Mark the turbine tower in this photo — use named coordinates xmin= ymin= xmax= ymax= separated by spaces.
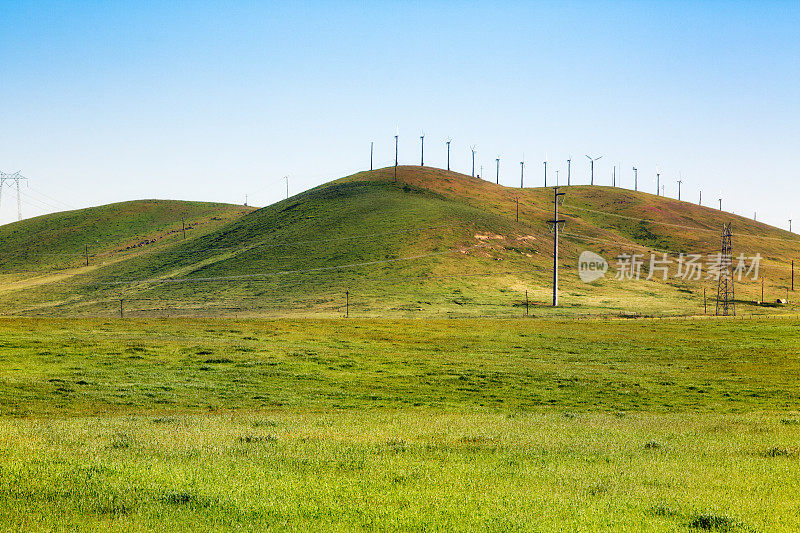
xmin=567 ymin=157 xmax=571 ymax=186
xmin=520 ymin=157 xmax=525 ymax=188
xmin=543 ymin=156 xmax=547 ymax=187
xmin=420 ymin=132 xmax=424 ymax=166
xmin=586 ymin=155 xmax=602 ymax=185
xmin=495 ymin=157 xmax=500 ymax=185
xmin=632 ymin=166 xmax=638 ymax=191
xmin=446 ymin=138 xmax=452 ymax=171
xmin=471 ymin=145 xmax=477 ymax=177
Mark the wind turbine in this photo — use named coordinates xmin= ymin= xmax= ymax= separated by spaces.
xmin=471 ymin=145 xmax=477 ymax=177
xmin=543 ymin=154 xmax=548 ymax=187
xmin=520 ymin=155 xmax=525 ymax=188
xmin=496 ymin=157 xmax=500 ymax=185
xmin=394 ymin=127 xmax=399 ymax=183
xmin=567 ymin=157 xmax=571 ymax=186
xmin=420 ymin=132 xmax=424 ymax=166
xmin=677 ymin=177 xmax=683 ymax=201
xmin=632 ymin=166 xmax=638 ymax=191
xmin=586 ymin=155 xmax=602 ymax=185
xmin=446 ymin=138 xmax=452 ymax=171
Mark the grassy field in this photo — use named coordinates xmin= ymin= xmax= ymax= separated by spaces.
xmin=1 ymin=167 xmax=798 ymax=318
xmin=1 ymin=317 xmax=799 ymax=531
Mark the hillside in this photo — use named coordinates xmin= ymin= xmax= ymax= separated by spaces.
xmin=0 ymin=167 xmax=797 ymax=318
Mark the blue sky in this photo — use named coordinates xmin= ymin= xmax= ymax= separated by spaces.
xmin=1 ymin=1 xmax=798 ymax=229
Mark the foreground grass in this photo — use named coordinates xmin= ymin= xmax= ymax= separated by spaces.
xmin=1 ymin=317 xmax=799 ymax=531
xmin=1 ymin=411 xmax=799 ymax=531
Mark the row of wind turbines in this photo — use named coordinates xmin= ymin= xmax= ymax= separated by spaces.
xmin=373 ymin=133 xmax=793 ymax=232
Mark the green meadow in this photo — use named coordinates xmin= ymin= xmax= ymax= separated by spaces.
xmin=0 ymin=317 xmax=799 ymax=531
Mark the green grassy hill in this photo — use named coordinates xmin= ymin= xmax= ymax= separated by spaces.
xmin=1 ymin=167 xmax=798 ymax=317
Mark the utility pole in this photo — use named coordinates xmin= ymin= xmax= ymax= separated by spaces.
xmin=792 ymin=260 xmax=794 ymax=292
xmin=471 ymin=146 xmax=476 ymax=177
xmin=525 ymin=290 xmax=529 ymax=316
xmin=632 ymin=166 xmax=637 ymax=191
xmin=548 ymin=187 xmax=566 ymax=307
xmin=704 ymin=288 xmax=707 ymax=315
xmin=567 ymin=158 xmax=571 ymax=186
xmin=120 ymin=299 xmax=124 ymax=318
xmin=346 ymin=290 xmax=349 ymax=318
xmin=586 ymin=155 xmax=602 ymax=185
xmin=370 ymin=141 xmax=373 ymax=170
xmin=677 ymin=179 xmax=682 ymax=201
xmin=85 ymin=244 xmax=89 ymax=267
xmin=496 ymin=157 xmax=500 ymax=185
xmin=715 ymin=223 xmax=735 ymax=316
xmin=394 ymin=133 xmax=398 ymax=183
xmin=182 ymin=218 xmax=186 ymax=239
xmin=515 ymin=197 xmax=519 ymax=221
xmin=520 ymin=160 xmax=525 ymax=188
xmin=420 ymin=134 xmax=424 ymax=166
xmin=446 ymin=139 xmax=451 ymax=171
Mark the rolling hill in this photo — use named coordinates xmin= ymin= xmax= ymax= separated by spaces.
xmin=0 ymin=167 xmax=797 ymax=318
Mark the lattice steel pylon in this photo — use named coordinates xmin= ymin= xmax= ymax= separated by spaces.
xmin=715 ymin=222 xmax=735 ymax=316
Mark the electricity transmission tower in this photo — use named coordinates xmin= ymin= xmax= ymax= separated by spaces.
xmin=547 ymin=187 xmax=566 ymax=307
xmin=0 ymin=171 xmax=28 ymax=221
xmin=715 ymin=223 xmax=735 ymax=316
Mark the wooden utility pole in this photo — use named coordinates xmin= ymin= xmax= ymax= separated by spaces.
xmin=762 ymin=277 xmax=764 ymax=303
xmin=515 ymin=197 xmax=519 ymax=222
xmin=85 ymin=245 xmax=89 ymax=267
xmin=525 ymin=290 xmax=529 ymax=316
xmin=120 ymin=299 xmax=124 ymax=318
xmin=548 ymin=187 xmax=566 ymax=307
xmin=792 ymin=260 xmax=794 ymax=292
xmin=704 ymin=288 xmax=707 ymax=315
xmin=182 ymin=219 xmax=186 ymax=239
xmin=345 ymin=290 xmax=349 ymax=318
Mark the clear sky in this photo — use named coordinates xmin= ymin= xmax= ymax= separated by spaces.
xmin=1 ymin=1 xmax=797 ymax=229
